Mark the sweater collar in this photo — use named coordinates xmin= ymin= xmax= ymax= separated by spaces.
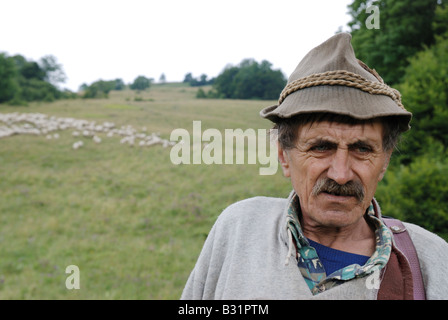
xmin=284 ymin=190 xmax=393 ymax=294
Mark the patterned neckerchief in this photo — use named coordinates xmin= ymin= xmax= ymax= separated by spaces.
xmin=285 ymin=191 xmax=393 ymax=295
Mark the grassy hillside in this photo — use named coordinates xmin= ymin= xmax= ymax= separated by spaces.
xmin=0 ymin=84 xmax=292 ymax=299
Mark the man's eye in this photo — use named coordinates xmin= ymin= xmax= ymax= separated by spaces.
xmin=353 ymin=145 xmax=373 ymax=153
xmin=357 ymin=147 xmax=371 ymax=153
xmin=311 ymin=144 xmax=330 ymax=152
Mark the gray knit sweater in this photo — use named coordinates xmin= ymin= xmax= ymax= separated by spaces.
xmin=181 ymin=195 xmax=448 ymax=300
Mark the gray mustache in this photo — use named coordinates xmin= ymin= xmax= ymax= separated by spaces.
xmin=312 ymin=178 xmax=365 ymax=202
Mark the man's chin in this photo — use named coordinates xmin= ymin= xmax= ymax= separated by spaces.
xmin=310 ymin=194 xmax=366 ymax=225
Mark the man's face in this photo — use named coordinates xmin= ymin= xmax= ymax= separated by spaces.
xmin=278 ymin=120 xmax=392 ymax=229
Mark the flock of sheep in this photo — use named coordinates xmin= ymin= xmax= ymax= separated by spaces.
xmin=0 ymin=112 xmax=175 ymax=150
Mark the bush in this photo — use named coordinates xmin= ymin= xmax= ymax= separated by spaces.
xmin=196 ymin=88 xmax=206 ymax=99
xmin=195 ymin=87 xmax=220 ymax=99
xmin=19 ymin=78 xmax=59 ymax=102
xmin=377 ymin=154 xmax=448 ymax=240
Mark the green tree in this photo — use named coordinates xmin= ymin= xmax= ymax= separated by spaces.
xmin=184 ymin=73 xmax=214 ymax=87
xmin=432 ymin=3 xmax=448 ymax=37
xmin=213 ymin=65 xmax=239 ymax=98
xmin=19 ymin=78 xmax=60 ymax=102
xmin=0 ymin=52 xmax=73 ymax=104
xmin=213 ymin=59 xmax=286 ymax=100
xmin=114 ymin=78 xmax=126 ymax=90
xmin=159 ymin=73 xmax=166 ymax=84
xmin=348 ymin=0 xmax=442 ymax=85
xmin=79 ymin=83 xmax=89 ymax=92
xmin=39 ymin=55 xmax=67 ymax=87
xmin=20 ymin=60 xmax=45 ymax=80
xmin=394 ymin=34 xmax=448 ymax=164
xmin=82 ymin=79 xmax=116 ymax=99
xmin=183 ymin=72 xmax=194 ymax=83
xmin=10 ymin=54 xmax=62 ymax=102
xmin=0 ymin=53 xmax=19 ymax=103
xmin=130 ymin=75 xmax=152 ymax=91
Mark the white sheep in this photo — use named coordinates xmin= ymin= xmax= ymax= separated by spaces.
xmin=82 ymin=130 xmax=92 ymax=137
xmin=0 ymin=112 xmax=173 ymax=151
xmin=72 ymin=141 xmax=84 ymax=150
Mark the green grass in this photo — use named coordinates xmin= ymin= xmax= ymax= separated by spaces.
xmin=0 ymin=84 xmax=292 ymax=299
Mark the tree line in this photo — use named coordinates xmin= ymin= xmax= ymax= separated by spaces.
xmin=190 ymin=59 xmax=286 ymax=100
xmin=183 ymin=73 xmax=215 ymax=87
xmin=79 ymin=75 xmax=154 ymax=99
xmin=0 ymin=51 xmax=158 ymax=103
xmin=0 ymin=51 xmax=285 ymax=104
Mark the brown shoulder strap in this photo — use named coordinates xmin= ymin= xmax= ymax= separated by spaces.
xmin=377 ymin=245 xmax=414 ymax=300
xmin=382 ymin=217 xmax=426 ymax=300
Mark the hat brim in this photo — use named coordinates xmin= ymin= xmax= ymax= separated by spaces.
xmin=260 ymin=85 xmax=412 ymax=132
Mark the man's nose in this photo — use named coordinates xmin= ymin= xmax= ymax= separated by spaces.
xmin=327 ymin=148 xmax=354 ymax=185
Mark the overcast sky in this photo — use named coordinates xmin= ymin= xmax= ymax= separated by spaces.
xmin=1 ymin=0 xmax=353 ymax=91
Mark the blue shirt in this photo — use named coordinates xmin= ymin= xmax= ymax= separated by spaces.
xmin=308 ymin=239 xmax=370 ymax=276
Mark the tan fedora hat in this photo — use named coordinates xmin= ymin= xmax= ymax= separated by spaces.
xmin=260 ymin=33 xmax=412 ymax=132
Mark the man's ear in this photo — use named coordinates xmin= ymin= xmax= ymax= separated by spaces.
xmin=278 ymin=143 xmax=291 ymax=177
xmin=378 ymin=151 xmax=392 ymax=181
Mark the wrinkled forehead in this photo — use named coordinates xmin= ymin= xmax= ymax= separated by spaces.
xmin=297 ymin=119 xmax=384 ymax=144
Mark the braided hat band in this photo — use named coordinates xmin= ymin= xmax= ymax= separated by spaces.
xmin=278 ymin=69 xmax=405 ymax=110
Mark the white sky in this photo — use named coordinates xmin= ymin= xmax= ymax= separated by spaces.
xmin=0 ymin=0 xmax=353 ymax=91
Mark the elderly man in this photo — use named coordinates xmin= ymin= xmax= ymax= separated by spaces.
xmin=181 ymin=33 xmax=448 ymax=300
